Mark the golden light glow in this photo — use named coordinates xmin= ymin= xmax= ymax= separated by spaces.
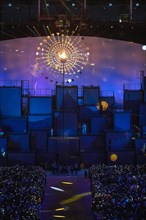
xmin=35 ymin=33 xmax=89 ymax=79
xmin=53 ymin=215 xmax=65 ymax=218
xmin=55 ymin=208 xmax=65 ymax=211
xmin=58 ymin=51 xmax=68 ymax=63
xmin=97 ymin=101 xmax=108 ymax=111
xmin=61 ymin=182 xmax=73 ymax=185
xmin=60 ymin=192 xmax=91 ymax=205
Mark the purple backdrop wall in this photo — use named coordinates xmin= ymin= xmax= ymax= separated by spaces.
xmin=0 ymin=36 xmax=144 ymax=103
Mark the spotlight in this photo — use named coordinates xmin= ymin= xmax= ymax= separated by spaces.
xmin=61 ymin=182 xmax=73 ymax=185
xmin=50 ymin=186 xmax=64 ymax=192
xmin=142 ymin=45 xmax=146 ymax=51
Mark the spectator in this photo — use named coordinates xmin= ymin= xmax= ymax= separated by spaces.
xmin=0 ymin=165 xmax=46 ymax=220
xmin=89 ymin=164 xmax=146 ymax=220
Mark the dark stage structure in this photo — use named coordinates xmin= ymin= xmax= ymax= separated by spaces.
xmin=0 ymin=78 xmax=146 ymax=167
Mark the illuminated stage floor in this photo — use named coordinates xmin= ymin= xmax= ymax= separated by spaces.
xmin=40 ymin=172 xmax=95 ymax=220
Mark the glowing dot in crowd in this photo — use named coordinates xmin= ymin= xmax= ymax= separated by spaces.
xmin=35 ymin=33 xmax=89 ymax=80
xmin=110 ymin=154 xmax=118 ymax=162
xmin=60 ymin=192 xmax=91 ymax=205
xmin=80 ymin=163 xmax=85 ymax=169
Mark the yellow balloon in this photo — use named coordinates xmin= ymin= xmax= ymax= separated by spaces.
xmin=110 ymin=154 xmax=118 ymax=162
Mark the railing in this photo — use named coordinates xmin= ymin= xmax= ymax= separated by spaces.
xmin=29 ymin=88 xmax=53 ymax=96
xmin=0 ymin=80 xmax=22 ymax=87
xmin=0 ymin=81 xmax=127 ymax=106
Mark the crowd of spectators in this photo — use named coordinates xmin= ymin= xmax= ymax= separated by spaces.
xmin=89 ymin=164 xmax=146 ymax=220
xmin=40 ymin=161 xmax=79 ymax=175
xmin=50 ymin=161 xmax=79 ymax=175
xmin=0 ymin=165 xmax=46 ymax=220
